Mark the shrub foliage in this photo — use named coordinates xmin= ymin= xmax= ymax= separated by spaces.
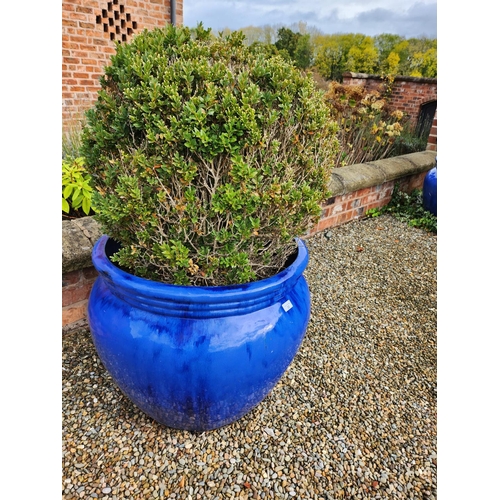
xmin=62 ymin=156 xmax=94 ymax=217
xmin=366 ymin=185 xmax=437 ymax=233
xmin=324 ymin=81 xmax=408 ymax=167
xmin=81 ymin=25 xmax=338 ymax=286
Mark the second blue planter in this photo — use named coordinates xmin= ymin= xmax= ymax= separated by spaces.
xmin=423 ymin=157 xmax=437 ymax=216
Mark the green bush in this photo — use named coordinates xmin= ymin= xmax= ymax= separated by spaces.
xmin=390 ymin=123 xmax=428 ymax=156
xmin=324 ymin=81 xmax=406 ymax=167
xmin=62 ymin=122 xmax=83 ymax=160
xmin=81 ymin=24 xmax=339 ymax=286
xmin=366 ymin=185 xmax=437 ymax=233
xmin=62 ymin=156 xmax=94 ymax=216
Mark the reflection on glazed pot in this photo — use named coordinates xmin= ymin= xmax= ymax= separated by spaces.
xmin=423 ymin=157 xmax=437 ymax=216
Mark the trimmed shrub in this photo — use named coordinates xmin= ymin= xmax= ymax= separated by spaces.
xmin=81 ymin=25 xmax=339 ymax=286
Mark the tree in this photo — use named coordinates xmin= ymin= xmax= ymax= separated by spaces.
xmin=261 ymin=24 xmax=276 ymax=45
xmin=275 ymin=27 xmax=300 ymax=60
xmin=222 ymin=24 xmax=437 ymax=79
xmin=313 ymin=35 xmax=352 ymax=81
xmin=374 ymin=33 xmax=405 ymax=74
xmin=398 ymin=38 xmax=436 ymax=76
xmin=294 ymin=33 xmax=312 ymax=69
xmin=345 ymin=36 xmax=378 ymax=73
xmin=313 ymin=34 xmax=377 ymax=80
xmin=274 ymin=27 xmax=313 ymax=69
xmin=385 ymin=51 xmax=400 ymax=75
xmin=409 ymin=47 xmax=437 ymax=78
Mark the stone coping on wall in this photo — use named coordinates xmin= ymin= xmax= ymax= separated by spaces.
xmin=62 ymin=216 xmax=103 ymax=274
xmin=342 ymin=71 xmax=437 ymax=84
xmin=327 ymin=150 xmax=436 ymax=196
xmin=62 ymin=150 xmax=436 ymax=274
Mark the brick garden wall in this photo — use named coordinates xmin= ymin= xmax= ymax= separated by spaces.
xmin=342 ymin=72 xmax=437 ymax=151
xmin=62 ymin=0 xmax=183 ymax=131
xmin=308 ymin=172 xmax=427 ymax=234
xmin=342 ymin=72 xmax=437 ymax=126
xmin=62 ymin=267 xmax=99 ymax=328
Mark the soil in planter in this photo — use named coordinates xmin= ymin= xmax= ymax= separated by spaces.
xmin=62 ymin=207 xmax=96 ymax=221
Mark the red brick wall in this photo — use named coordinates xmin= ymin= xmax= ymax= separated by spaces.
xmin=62 ymin=0 xmax=183 ymax=130
xmin=308 ymin=171 xmax=427 ymax=236
xmin=342 ymin=72 xmax=437 ymax=126
xmin=62 ymin=267 xmax=98 ymax=328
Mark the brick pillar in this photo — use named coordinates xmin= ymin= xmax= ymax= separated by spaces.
xmin=426 ymin=110 xmax=437 ymax=152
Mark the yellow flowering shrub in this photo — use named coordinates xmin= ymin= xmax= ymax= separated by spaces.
xmin=324 ymin=81 xmax=407 ymax=167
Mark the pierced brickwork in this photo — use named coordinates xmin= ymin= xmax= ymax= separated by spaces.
xmin=96 ymin=1 xmax=138 ymax=43
xmin=62 ymin=0 xmax=184 ymax=131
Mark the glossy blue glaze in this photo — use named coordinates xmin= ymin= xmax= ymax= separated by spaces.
xmin=423 ymin=158 xmax=437 ymax=216
xmin=87 ymin=236 xmax=311 ymax=431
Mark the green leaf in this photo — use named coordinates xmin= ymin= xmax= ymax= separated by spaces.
xmin=63 ymin=185 xmax=73 ymax=199
xmin=62 ymin=198 xmax=70 ymax=213
xmin=82 ymin=197 xmax=91 ymax=215
xmin=72 ymin=195 xmax=83 ymax=207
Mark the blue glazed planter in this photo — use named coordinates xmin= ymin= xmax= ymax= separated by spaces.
xmin=87 ymin=235 xmax=311 ymax=431
xmin=423 ymin=158 xmax=437 ymax=216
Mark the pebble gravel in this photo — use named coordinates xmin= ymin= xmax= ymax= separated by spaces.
xmin=62 ymin=214 xmax=437 ymax=500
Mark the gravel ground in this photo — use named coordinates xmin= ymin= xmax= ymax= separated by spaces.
xmin=62 ymin=215 xmax=437 ymax=500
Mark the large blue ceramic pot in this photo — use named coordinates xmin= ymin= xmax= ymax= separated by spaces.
xmin=87 ymin=235 xmax=311 ymax=431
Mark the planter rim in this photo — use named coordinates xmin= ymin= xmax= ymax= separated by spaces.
xmin=92 ymin=235 xmax=309 ymax=318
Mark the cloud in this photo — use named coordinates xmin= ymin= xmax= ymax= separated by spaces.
xmin=183 ymin=1 xmax=437 ymax=39
xmin=351 ymin=2 xmax=437 ymax=37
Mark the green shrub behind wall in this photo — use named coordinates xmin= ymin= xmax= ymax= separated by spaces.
xmin=81 ymin=25 xmax=339 ymax=286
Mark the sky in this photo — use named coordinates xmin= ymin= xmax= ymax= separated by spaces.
xmin=183 ymin=0 xmax=437 ymax=39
